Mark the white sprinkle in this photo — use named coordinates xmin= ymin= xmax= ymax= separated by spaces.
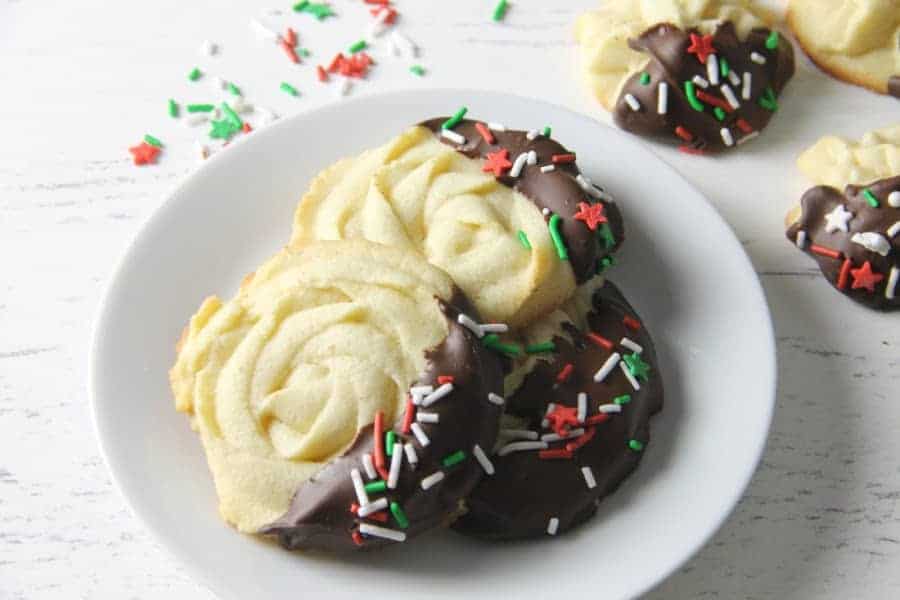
xmin=510 ymin=152 xmax=529 ymax=177
xmin=527 ymin=150 xmax=538 ymax=165
xmin=624 ymin=93 xmax=641 ymax=112
xmin=184 ymin=114 xmax=209 ymax=127
xmin=576 ymin=173 xmax=613 ymax=202
xmin=440 ymin=129 xmax=466 ymax=145
xmin=350 ymin=469 xmax=369 ymax=506
xmin=737 ymin=131 xmax=759 ymax=145
xmin=422 ymin=382 xmax=453 ymax=406
xmin=404 ymin=442 xmax=419 ymax=466
xmin=795 ymin=230 xmax=807 ymax=249
xmin=480 ymin=323 xmax=509 ymax=334
xmin=541 ymin=418 xmax=549 ymax=428
xmin=887 ymin=221 xmax=900 ymax=238
xmin=250 ymin=18 xmax=279 ymax=43
xmin=359 ymin=523 xmax=406 ymax=542
xmin=577 ymin=393 xmax=587 ymax=423
xmin=720 ymin=84 xmax=741 ymax=109
xmin=337 ymin=77 xmax=353 ymax=98
xmin=487 ymin=392 xmax=505 ymax=406
xmin=547 ymin=517 xmax=560 ymax=535
xmin=358 ymin=497 xmax=388 ymax=517
xmin=457 ymin=313 xmax=484 ymax=338
xmin=707 ymin=54 xmax=720 ymax=85
xmin=751 ymin=51 xmax=766 ymax=65
xmin=362 ymin=453 xmax=378 ymax=480
xmin=541 ymin=165 xmax=556 ymax=173
xmin=497 ymin=441 xmax=548 ymax=456
xmin=367 ymin=8 xmax=393 ymax=38
xmin=728 ymin=70 xmax=741 ymax=86
xmin=742 ymin=72 xmax=752 ymax=100
xmin=488 ymin=121 xmax=506 ymax=132
xmin=657 ymin=82 xmax=668 ymax=114
xmin=545 ymin=403 xmax=557 ymax=416
xmin=230 ymin=96 xmax=252 ymax=114
xmin=886 ymin=267 xmax=899 ymax=300
xmin=620 ymin=337 xmax=643 ymax=354
xmin=691 ymin=75 xmax=709 ymax=88
xmin=410 ymin=422 xmax=430 ymax=447
xmin=720 ymin=127 xmax=735 ymax=147
xmin=526 ymin=129 xmax=540 ymax=140
xmin=410 ymin=385 xmax=434 ymax=396
xmin=500 ymin=429 xmax=539 ymax=441
xmin=593 ymin=352 xmax=620 ymax=382
xmin=390 ymin=31 xmax=418 ymax=58
xmin=541 ymin=428 xmax=585 ymax=442
xmin=416 ymin=411 xmax=439 ymax=424
xmin=201 ymin=40 xmax=217 ymax=56
xmin=888 ymin=191 xmax=900 ymax=208
xmin=620 ymin=361 xmax=641 ymax=391
xmin=598 ymin=404 xmax=623 ymax=414
xmin=542 ymin=207 xmax=551 ymax=216
xmin=581 ymin=466 xmax=597 ymax=489
xmin=472 ymin=444 xmax=495 ymax=475
xmin=194 ymin=141 xmax=209 ymax=162
xmin=851 ymin=232 xmax=892 ymax=256
xmin=387 ymin=443 xmax=403 ymax=489
xmin=420 ymin=471 xmax=445 ymax=490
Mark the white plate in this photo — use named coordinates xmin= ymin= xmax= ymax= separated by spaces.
xmin=90 ymin=89 xmax=775 ymax=600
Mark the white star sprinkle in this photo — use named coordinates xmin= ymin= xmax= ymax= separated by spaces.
xmin=824 ymin=204 xmax=853 ymax=233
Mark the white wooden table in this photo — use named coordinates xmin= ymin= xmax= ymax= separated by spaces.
xmin=2 ymin=1 xmax=898 ymax=598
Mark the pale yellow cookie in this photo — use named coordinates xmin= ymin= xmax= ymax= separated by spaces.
xmin=797 ymin=124 xmax=900 ymax=189
xmin=787 ymin=0 xmax=900 ymax=96
xmin=170 ymin=240 xmax=458 ymax=532
xmin=575 ymin=0 xmax=774 ymax=110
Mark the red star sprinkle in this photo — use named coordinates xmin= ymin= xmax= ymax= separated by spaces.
xmin=573 ymin=202 xmax=608 ymax=231
xmin=128 ymin=141 xmax=160 ymax=166
xmin=686 ymin=33 xmax=715 ymax=64
xmin=482 ymin=148 xmax=513 ymax=177
xmin=849 ymin=261 xmax=884 ymax=293
xmin=545 ymin=404 xmax=580 ymax=436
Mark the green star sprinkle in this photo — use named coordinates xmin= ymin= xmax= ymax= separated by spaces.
xmin=765 ymin=30 xmax=779 ymax=50
xmin=622 ymin=352 xmax=651 ymax=381
xmin=209 ymin=118 xmax=240 ymax=140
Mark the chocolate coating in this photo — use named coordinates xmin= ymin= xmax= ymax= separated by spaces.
xmin=786 ymin=176 xmax=900 ymax=311
xmin=453 ymin=281 xmax=663 ymax=540
xmin=260 ymin=293 xmax=504 ymax=551
xmin=614 ymin=22 xmax=794 ymax=153
xmin=420 ymin=117 xmax=624 ymax=283
xmin=889 ymin=75 xmax=900 ymax=100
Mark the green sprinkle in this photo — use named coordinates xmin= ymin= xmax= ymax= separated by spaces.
xmin=526 ymin=341 xmax=556 ymax=354
xmin=598 ymin=223 xmax=616 ymax=250
xmin=385 ymin=431 xmax=396 ymax=456
xmin=442 ymin=450 xmax=466 ymax=467
xmin=143 ymin=134 xmax=162 ymax=148
xmin=348 ymin=39 xmax=368 ymax=54
xmin=364 ymin=480 xmax=387 ymax=494
xmin=719 ymin=56 xmax=729 ymax=77
xmin=168 ymin=99 xmax=179 ymax=118
xmin=442 ymin=106 xmax=468 ymax=130
xmin=209 ymin=118 xmax=240 ymax=140
xmin=188 ymin=67 xmax=202 ymax=81
xmin=220 ymin=102 xmax=242 ymax=127
xmin=541 ymin=126 xmax=552 ymax=137
xmin=623 ymin=352 xmax=651 ymax=381
xmin=613 ymin=394 xmax=632 ymax=405
xmin=280 ymin=82 xmax=300 ymax=97
xmin=765 ymin=30 xmax=779 ymax=50
xmin=492 ymin=0 xmax=508 ymax=22
xmin=390 ymin=502 xmax=409 ymax=529
xmin=758 ymin=87 xmax=778 ymax=111
xmin=410 ymin=65 xmax=426 ymax=76
xmin=292 ymin=0 xmax=309 ymax=11
xmin=298 ymin=47 xmax=311 ymax=58
xmin=597 ymin=255 xmax=615 ymax=274
xmin=628 ymin=439 xmax=645 ymax=452
xmin=517 ymin=230 xmax=531 ymax=250
xmin=294 ymin=1 xmax=334 ymax=20
xmin=482 ymin=334 xmax=522 ymax=357
xmin=684 ymin=81 xmax=705 ymax=112
xmin=713 ymin=106 xmax=726 ymax=121
xmin=639 ymin=72 xmax=651 ymax=85
xmin=227 ymin=82 xmax=241 ymax=96
xmin=186 ymin=103 xmax=214 ymax=113
xmin=863 ymin=189 xmax=880 ymax=208
xmin=548 ymin=214 xmax=568 ymax=260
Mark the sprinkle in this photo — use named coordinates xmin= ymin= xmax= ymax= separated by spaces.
xmin=556 ymin=363 xmax=574 ymax=383
xmin=184 ymin=114 xmax=209 ymax=127
xmin=540 ymin=165 xmax=555 ymax=173
xmin=720 ymin=127 xmax=734 ymax=147
xmin=684 ymin=81 xmax=705 ymax=112
xmin=585 ymin=413 xmax=610 ymax=426
xmin=280 ymin=39 xmax=300 ymax=63
xmin=720 ymin=84 xmax=741 ymax=109
xmin=886 ymin=267 xmax=899 ymax=300
xmin=143 ymin=134 xmax=163 ymax=148
xmin=675 ymin=125 xmax=694 ymax=142
xmin=737 ymin=131 xmax=759 ymax=145
xmin=598 ymin=404 xmax=622 ymax=414
xmin=220 ymin=102 xmax=242 ymax=127
xmin=437 ymin=375 xmax=454 ymax=385
xmin=405 ymin=64 xmax=425 ymax=77
xmin=541 ymin=126 xmax=552 ymax=137
xmin=188 ymin=67 xmax=202 ymax=81
xmin=887 ymin=191 xmax=900 ymax=208
xmin=482 ymin=334 xmax=522 ymax=357
xmin=487 ymin=392 xmax=505 ymax=406
xmin=472 ymin=444 xmax=495 ymax=475
xmin=765 ymin=30 xmax=779 ymax=50
xmin=410 ymin=422 xmax=430 ymax=447
xmin=509 ymin=152 xmax=529 ymax=177
xmin=442 ymin=450 xmax=466 ymax=468
xmin=527 ymin=150 xmax=538 ymax=165
xmin=887 ymin=221 xmax=900 ymax=238
xmin=492 ymin=0 xmax=508 ymax=22
xmin=758 ymin=87 xmax=778 ymax=111
xmin=128 ymin=142 xmax=160 ymax=166
xmin=352 ymin=531 xmax=364 ymax=546
xmin=547 ymin=517 xmax=560 ymax=535
xmin=416 ymin=411 xmax=439 ymax=424
xmin=457 ymin=313 xmax=484 ymax=337
xmin=280 ymin=82 xmax=300 ymax=97
xmin=542 ymin=208 xmax=551 ymax=216
xmin=593 ymin=352 xmax=621 ymax=382
xmin=551 ymin=153 xmax=576 ymax=164
xmin=795 ymin=230 xmax=807 ymax=248
xmin=713 ymin=107 xmax=726 ymax=122
xmin=581 ymin=466 xmax=597 ymax=489
xmin=525 ymin=341 xmax=556 ymax=354
xmin=623 ymin=93 xmax=641 ymax=111
xmin=720 ymin=56 xmax=731 ymax=77
xmin=440 ymin=129 xmax=466 ymax=145
xmin=742 ymin=72 xmax=753 ymax=100
xmin=657 ymin=82 xmax=669 ymax=114
xmin=736 ymin=118 xmax=754 ymax=134
xmin=851 ymin=232 xmax=891 ymax=256
xmin=364 ymin=479 xmax=386 ymax=494
xmin=837 ymin=258 xmax=853 ymax=290
xmin=629 ymin=439 xmax=645 ymax=452
xmin=565 ymin=427 xmax=596 ymax=452
xmin=488 ymin=121 xmax=506 ymax=132
xmin=358 ymin=497 xmax=388 ymax=517
xmin=498 ymin=441 xmax=548 ymax=456
xmin=442 ymin=107 xmax=468 ymax=130
xmin=373 ymin=411 xmax=386 ymax=473
xmin=401 ymin=398 xmax=416 ymax=434
xmin=696 ymin=89 xmax=733 ymax=112
xmin=707 ymin=54 xmax=720 ymax=85
xmin=639 ymin=72 xmax=651 ymax=85
xmin=541 ymin=428 xmax=585 ymax=443
xmin=614 ymin=394 xmax=632 ymax=405
xmin=620 ymin=337 xmax=643 ymax=354
xmin=250 ymin=18 xmax=279 ymax=43
xmin=385 ymin=431 xmax=396 ymax=456
xmin=387 ymin=443 xmax=403 ymax=489
xmin=389 ymin=502 xmax=409 ymax=529
xmin=576 ymin=393 xmax=587 ymax=422
xmin=479 ymin=322 xmax=508 ymax=334
xmin=421 ymin=382 xmax=453 ymax=407
xmin=728 ymin=70 xmax=741 ymax=86
xmin=620 ymin=361 xmax=641 ymax=390
xmin=420 ymin=471 xmax=445 ymax=490
xmin=337 ymin=77 xmax=352 ymax=97
xmin=691 ymin=75 xmax=709 ymax=88
xmin=390 ymin=31 xmax=418 ymax=58
xmin=545 ymin=403 xmax=556 ymax=416
xmin=474 ymin=122 xmax=495 ymax=144
xmin=187 ymin=104 xmax=214 ymax=113
xmin=548 ymin=214 xmax=568 ymax=260
xmin=350 ymin=469 xmax=369 ymax=505
xmin=403 ymin=443 xmax=418 ymax=466
xmin=167 ymin=99 xmax=179 ymax=118
xmin=575 ymin=173 xmax=610 ymax=201
xmin=751 ymin=51 xmax=767 ymax=65
xmin=586 ymin=332 xmax=614 ymax=350
xmin=821 ymin=206 xmax=851 ymax=233
xmin=361 ymin=453 xmax=378 ymax=480
xmin=862 ymin=189 xmax=880 ymax=208
xmin=348 ymin=39 xmax=368 ymax=54
xmin=193 ymin=141 xmax=209 ymax=161
xmin=810 ymin=244 xmax=842 ymax=260
xmin=500 ymin=429 xmax=538 ymax=440
xmin=358 ymin=523 xmax=406 ymax=542
xmin=410 ymin=384 xmax=434 ymax=399
xmin=539 ymin=448 xmax=573 ymax=459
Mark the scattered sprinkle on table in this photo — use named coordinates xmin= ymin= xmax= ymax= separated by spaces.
xmin=280 ymin=82 xmax=300 ymax=97
xmin=492 ymin=0 xmax=508 ymax=22
xmin=409 ymin=64 xmax=426 ymax=76
xmin=188 ymin=67 xmax=202 ymax=81
xmin=168 ymin=99 xmax=179 ymax=118
xmin=143 ymin=134 xmax=163 ymax=148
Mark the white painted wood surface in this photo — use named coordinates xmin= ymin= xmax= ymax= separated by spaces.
xmin=1 ymin=1 xmax=898 ymax=598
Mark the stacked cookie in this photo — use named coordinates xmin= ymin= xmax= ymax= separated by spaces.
xmin=170 ymin=113 xmax=664 ymax=551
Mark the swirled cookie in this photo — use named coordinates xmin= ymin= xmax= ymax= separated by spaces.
xmin=796 ymin=125 xmax=900 ymax=189
xmin=453 ymin=280 xmax=663 ymax=540
xmin=575 ymin=0 xmax=793 ymax=153
xmin=289 ymin=114 xmax=623 ymax=327
xmin=170 ymin=240 xmax=504 ymax=549
xmin=787 ymin=0 xmax=900 ymax=97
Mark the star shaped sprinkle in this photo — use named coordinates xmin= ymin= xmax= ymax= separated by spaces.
xmin=849 ymin=261 xmax=884 ymax=293
xmin=622 ymin=352 xmax=651 ymax=381
xmin=209 ymin=118 xmax=240 ymax=140
xmin=573 ymin=201 xmax=608 ymax=231
xmin=545 ymin=404 xmax=581 ymax=435
xmin=128 ymin=141 xmax=161 ymax=166
xmin=686 ymin=33 xmax=715 ymax=64
xmin=482 ymin=148 xmax=513 ymax=177
xmin=824 ymin=204 xmax=853 ymax=233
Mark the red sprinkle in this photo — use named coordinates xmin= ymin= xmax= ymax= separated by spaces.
xmin=678 ymin=145 xmax=706 ymax=155
xmin=352 ymin=531 xmax=364 ymax=546
xmin=695 ymin=89 xmax=733 ymax=112
xmin=736 ymin=118 xmax=754 ymax=133
xmin=810 ymin=244 xmax=842 ymax=260
xmin=350 ymin=502 xmax=359 ymax=514
xmin=316 ymin=65 xmax=328 ymax=82
xmin=241 ymin=122 xmax=252 ymax=133
xmin=285 ymin=27 xmax=297 ymax=47
xmin=837 ymin=258 xmax=853 ymax=290
xmin=556 ymin=363 xmax=574 ymax=383
xmin=622 ymin=316 xmax=641 ymax=331
xmin=401 ymin=396 xmax=415 ymax=434
xmin=586 ymin=332 xmax=614 ymax=351
xmin=585 ymin=413 xmax=611 ymax=426
xmin=373 ymin=411 xmax=386 ymax=471
xmin=327 ymin=53 xmax=345 ymax=72
xmin=674 ymin=126 xmax=694 ymax=142
xmin=367 ymin=511 xmax=389 ymax=523
xmin=551 ymin=153 xmax=576 ymax=164
xmin=364 ymin=0 xmax=390 ymax=4
xmin=539 ymin=448 xmax=573 ymax=460
xmin=280 ymin=39 xmax=300 ymax=64
xmin=565 ymin=427 xmax=596 ymax=452
xmin=437 ymin=375 xmax=454 ymax=385
xmin=370 ymin=6 xmax=398 ymax=23
xmin=475 ymin=122 xmax=495 ymax=145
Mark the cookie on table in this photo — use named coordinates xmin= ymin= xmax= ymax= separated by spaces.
xmin=575 ymin=0 xmax=794 ymax=154
xmin=170 ymin=240 xmax=505 ymax=551
xmin=787 ymin=0 xmax=900 ymax=98
xmin=786 ymin=127 xmax=900 ymax=310
xmin=289 ymin=113 xmax=623 ymax=328
xmin=453 ymin=280 xmax=663 ymax=540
